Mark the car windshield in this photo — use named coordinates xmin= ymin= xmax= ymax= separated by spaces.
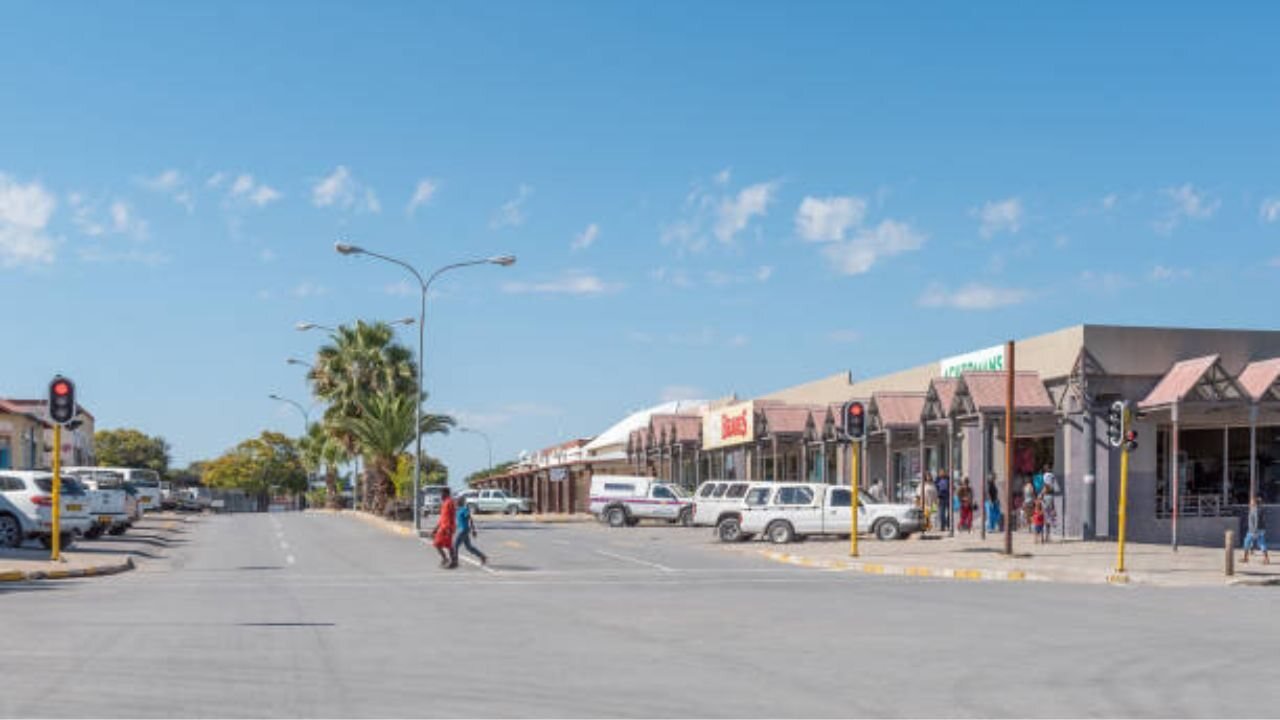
xmin=35 ymin=476 xmax=86 ymax=495
xmin=132 ymin=470 xmax=161 ymax=487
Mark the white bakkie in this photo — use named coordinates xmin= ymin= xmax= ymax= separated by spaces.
xmin=588 ymin=475 xmax=694 ymax=528
xmin=725 ymin=482 xmax=924 ymax=544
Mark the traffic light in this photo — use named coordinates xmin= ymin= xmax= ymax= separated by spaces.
xmin=845 ymin=401 xmax=866 ymax=440
xmin=1124 ymin=429 xmax=1139 ymax=452
xmin=48 ymin=375 xmax=76 ymax=426
xmin=1106 ymin=400 xmax=1125 ymax=448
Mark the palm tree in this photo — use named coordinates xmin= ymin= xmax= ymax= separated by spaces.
xmin=299 ymin=422 xmax=349 ymax=509
xmin=336 ymin=390 xmax=454 ymax=514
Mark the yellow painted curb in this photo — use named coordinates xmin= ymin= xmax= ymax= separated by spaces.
xmin=954 ymin=569 xmax=983 ymax=580
xmin=905 ymin=567 xmax=931 ymax=577
xmin=0 ymin=570 xmax=25 ymax=582
xmin=1107 ymin=573 xmax=1130 ymax=584
xmin=755 ymin=549 xmax=1035 ymax=585
xmin=861 ymin=564 xmax=885 ymax=574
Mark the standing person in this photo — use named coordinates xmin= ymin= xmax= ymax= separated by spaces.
xmin=432 ymin=487 xmax=457 ymax=569
xmin=1021 ymin=478 xmax=1036 ymax=533
xmin=450 ymin=497 xmax=488 ymax=568
xmin=1039 ymin=467 xmax=1057 ymax=542
xmin=921 ymin=472 xmax=938 ymax=532
xmin=1031 ymin=498 xmax=1046 ymax=544
xmin=869 ymin=478 xmax=886 ymax=503
xmin=957 ymin=478 xmax=974 ymax=532
xmin=1241 ymin=496 xmax=1270 ymax=565
xmin=936 ymin=470 xmax=952 ymax=531
xmin=986 ymin=474 xmax=1002 ymax=533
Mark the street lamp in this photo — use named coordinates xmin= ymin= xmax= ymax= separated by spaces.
xmin=459 ymin=427 xmax=494 ymax=472
xmin=269 ymin=393 xmax=312 ymax=509
xmin=335 ymin=240 xmax=516 ymax=533
xmin=297 ymin=317 xmax=415 ymax=333
xmin=286 ymin=357 xmax=313 ymax=369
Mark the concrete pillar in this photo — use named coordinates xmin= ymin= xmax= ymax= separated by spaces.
xmin=1250 ymin=403 xmax=1259 ymax=504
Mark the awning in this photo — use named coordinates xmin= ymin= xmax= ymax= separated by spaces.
xmin=757 ymin=405 xmax=815 ymax=436
xmin=1138 ymin=354 xmax=1244 ymax=409
xmin=922 ymin=378 xmax=960 ymax=422
xmin=1236 ymin=358 xmax=1280 ymax=403
xmin=951 ymin=372 xmax=1054 ymax=416
xmin=869 ymin=392 xmax=926 ymax=430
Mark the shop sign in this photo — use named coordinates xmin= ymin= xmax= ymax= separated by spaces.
xmin=702 ymin=400 xmax=754 ymax=450
xmin=940 ymin=344 xmax=1005 ymax=378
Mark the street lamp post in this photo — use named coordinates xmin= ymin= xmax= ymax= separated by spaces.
xmin=269 ymin=394 xmax=311 ymax=510
xmin=460 ymin=427 xmax=494 ymax=472
xmin=336 ymin=241 xmax=515 ymax=533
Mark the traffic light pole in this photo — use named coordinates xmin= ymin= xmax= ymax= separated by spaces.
xmin=51 ymin=424 xmax=62 ymax=562
xmin=1116 ymin=406 xmax=1131 ymax=574
xmin=849 ymin=439 xmax=860 ymax=558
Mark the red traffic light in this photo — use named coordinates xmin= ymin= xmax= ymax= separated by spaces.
xmin=850 ymin=403 xmax=864 ymax=416
xmin=53 ymin=381 xmax=71 ymax=397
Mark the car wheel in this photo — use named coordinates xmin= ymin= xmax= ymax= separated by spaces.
xmin=0 ymin=513 xmax=21 ymax=548
xmin=504 ymin=505 xmax=518 ymax=516
xmin=606 ymin=507 xmax=628 ymax=528
xmin=717 ymin=517 xmax=743 ymax=543
xmin=766 ymin=521 xmax=795 ymax=544
xmin=107 ymin=525 xmax=127 ymax=536
xmin=38 ymin=533 xmax=74 ymax=550
xmin=84 ymin=526 xmax=104 ymax=540
xmin=875 ymin=519 xmax=901 ymax=541
xmin=676 ymin=508 xmax=693 ymax=527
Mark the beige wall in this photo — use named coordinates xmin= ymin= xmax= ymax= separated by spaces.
xmin=0 ymin=413 xmax=45 ymax=469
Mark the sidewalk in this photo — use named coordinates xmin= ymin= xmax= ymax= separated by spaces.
xmin=0 ymin=512 xmax=192 ymax=582
xmin=721 ymin=528 xmax=1280 ymax=587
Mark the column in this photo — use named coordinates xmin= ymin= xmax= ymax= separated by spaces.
xmin=1250 ymin=403 xmax=1258 ymax=504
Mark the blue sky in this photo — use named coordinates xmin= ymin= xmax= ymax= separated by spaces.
xmin=1 ymin=2 xmax=1277 ymax=477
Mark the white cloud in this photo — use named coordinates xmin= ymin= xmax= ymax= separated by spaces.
xmin=205 ymin=172 xmax=282 ymax=209
xmin=714 ymin=181 xmax=776 ymax=243
xmin=755 ymin=265 xmax=774 ymax=282
xmin=109 ymin=201 xmax=148 ymax=240
xmin=650 ymin=266 xmax=693 ymax=288
xmin=822 ymin=220 xmax=925 ymax=275
xmin=1079 ymin=270 xmax=1130 ymax=294
xmin=311 ymin=165 xmax=379 ymax=213
xmin=659 ymin=385 xmax=704 ymax=403
xmin=292 ymin=281 xmax=328 ymax=298
xmin=139 ymin=169 xmax=194 ymax=212
xmin=1156 ymin=184 xmax=1219 ymax=233
xmin=795 ymin=195 xmax=868 ymax=242
xmin=502 ymin=270 xmax=620 ymax=295
xmin=406 ymin=179 xmax=439 ymax=216
xmin=206 ymin=172 xmax=227 ymax=189
xmin=661 ymin=172 xmax=779 ymax=252
xmin=1101 ymin=193 xmax=1119 ymax=211
xmin=827 ymin=329 xmax=861 ymax=343
xmin=1150 ymin=264 xmax=1192 ymax=281
xmin=491 ymin=184 xmax=532 ymax=229
xmin=1260 ymin=197 xmax=1280 ymax=223
xmin=918 ymin=283 xmax=1030 ymax=310
xmin=704 ymin=266 xmax=775 ymax=287
xmin=0 ymin=173 xmax=57 ymax=267
xmin=384 ymin=280 xmax=417 ymax=297
xmin=571 ymin=223 xmax=599 ymax=251
xmin=973 ymin=197 xmax=1023 ymax=238
xmin=713 ymin=168 xmax=731 ymax=185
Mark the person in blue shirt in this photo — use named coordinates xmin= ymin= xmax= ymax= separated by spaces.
xmin=450 ymin=497 xmax=488 ymax=568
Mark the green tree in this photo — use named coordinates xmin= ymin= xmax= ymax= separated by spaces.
xmin=463 ymin=460 xmax=517 ymax=487
xmin=335 ymin=391 xmax=454 ymax=514
xmin=95 ymin=428 xmax=171 ymax=476
xmin=306 ymin=320 xmax=454 ymax=512
xmin=299 ymin=421 xmax=348 ymax=508
xmin=203 ymin=431 xmax=307 ymax=499
xmin=167 ymin=461 xmax=207 ymax=487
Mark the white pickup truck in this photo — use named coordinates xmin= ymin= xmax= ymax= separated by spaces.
xmin=588 ymin=475 xmax=694 ymax=528
xmin=720 ymin=482 xmax=924 ymax=543
xmin=66 ymin=469 xmax=132 ymax=537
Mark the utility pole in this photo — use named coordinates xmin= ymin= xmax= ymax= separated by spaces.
xmin=1003 ymin=340 xmax=1015 ymax=556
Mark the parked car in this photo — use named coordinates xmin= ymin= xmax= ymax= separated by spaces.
xmin=0 ymin=492 xmax=35 ymax=548
xmin=691 ymin=480 xmax=752 ymax=528
xmin=0 ymin=470 xmax=94 ymax=549
xmin=588 ymin=475 xmax=694 ymax=528
xmin=420 ymin=485 xmax=449 ymax=516
xmin=68 ymin=472 xmax=132 ymax=537
xmin=722 ymin=482 xmax=924 ymax=544
xmin=470 ymin=488 xmax=531 ymax=515
xmin=65 ymin=466 xmax=164 ymax=513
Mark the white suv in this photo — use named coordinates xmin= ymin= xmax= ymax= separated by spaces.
xmin=0 ymin=471 xmax=94 ymax=549
xmin=691 ymin=480 xmax=752 ymax=528
xmin=724 ymin=482 xmax=923 ymax=544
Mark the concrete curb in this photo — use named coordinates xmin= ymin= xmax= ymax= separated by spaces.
xmin=0 ymin=557 xmax=135 ymax=583
xmin=759 ymin=549 xmax=1039 ymax=584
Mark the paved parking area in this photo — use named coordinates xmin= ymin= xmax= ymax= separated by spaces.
xmin=0 ymin=512 xmax=194 ymax=579
xmin=2 ymin=512 xmax=1277 ymax=718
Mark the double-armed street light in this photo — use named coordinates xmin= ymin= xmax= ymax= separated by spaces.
xmin=335 ymin=241 xmax=516 ymax=533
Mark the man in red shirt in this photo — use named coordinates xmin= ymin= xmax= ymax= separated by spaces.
xmin=432 ymin=487 xmax=457 ymax=568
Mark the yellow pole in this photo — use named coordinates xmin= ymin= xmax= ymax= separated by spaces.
xmin=51 ymin=424 xmax=62 ymax=562
xmin=849 ymin=440 xmax=860 ymax=557
xmin=1116 ymin=407 xmax=1130 ymax=574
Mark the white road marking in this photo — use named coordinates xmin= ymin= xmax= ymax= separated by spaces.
xmin=594 ymin=549 xmax=674 ymax=572
xmin=461 ymin=556 xmax=497 ymax=574
xmin=280 ymin=541 xmax=290 ymax=550
xmin=286 ymin=555 xmax=296 ymax=565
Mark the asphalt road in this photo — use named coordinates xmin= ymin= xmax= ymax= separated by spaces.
xmin=2 ymin=511 xmax=1277 ymax=718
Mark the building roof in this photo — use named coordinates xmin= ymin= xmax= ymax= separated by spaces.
xmin=955 ymin=372 xmax=1054 ymax=414
xmin=583 ymin=399 xmax=706 ymax=454
xmin=1138 ymin=354 xmax=1245 ymax=408
xmin=0 ymin=399 xmax=51 ymax=427
xmin=1237 ymin=358 xmax=1280 ymax=402
xmin=758 ymin=405 xmax=815 ymax=435
xmin=870 ymin=392 xmax=926 ymax=428
xmin=921 ymin=378 xmax=960 ymax=421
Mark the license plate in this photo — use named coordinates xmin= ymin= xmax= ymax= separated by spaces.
xmin=67 ymin=504 xmax=82 ymax=511
xmin=141 ymin=496 xmax=152 ymax=503
xmin=99 ymin=515 xmax=112 ymax=524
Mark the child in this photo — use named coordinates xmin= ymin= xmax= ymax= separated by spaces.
xmin=450 ymin=496 xmax=488 ymax=568
xmin=1031 ymin=499 xmax=1046 ymax=544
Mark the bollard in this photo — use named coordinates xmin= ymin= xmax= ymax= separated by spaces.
xmin=1225 ymin=529 xmax=1235 ymax=577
